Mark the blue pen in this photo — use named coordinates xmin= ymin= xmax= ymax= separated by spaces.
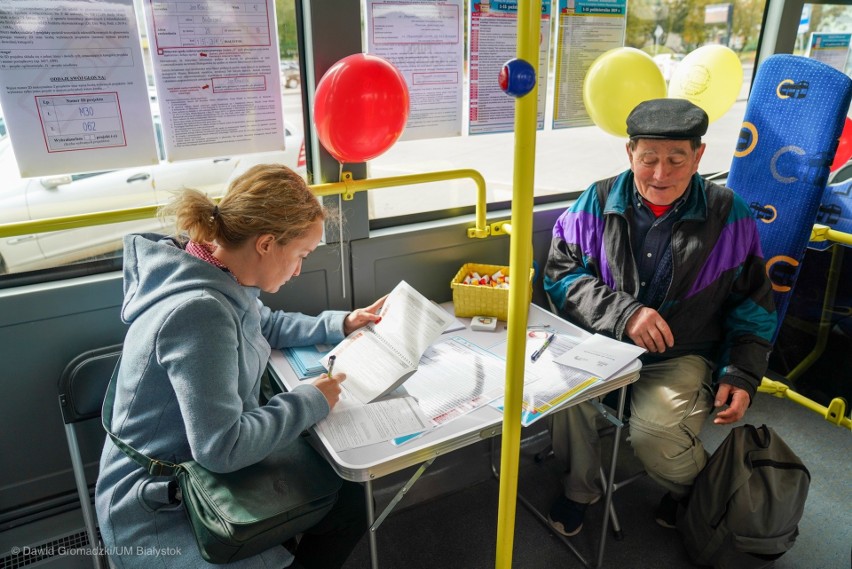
xmin=531 ymin=333 xmax=556 ymax=362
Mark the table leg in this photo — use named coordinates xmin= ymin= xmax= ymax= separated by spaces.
xmin=365 ymin=479 xmax=378 ymax=569
xmin=596 ymin=386 xmax=628 ymax=568
xmin=364 ymin=458 xmax=437 ymax=569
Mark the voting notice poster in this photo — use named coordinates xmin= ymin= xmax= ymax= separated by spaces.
xmin=0 ymin=0 xmax=159 ymax=177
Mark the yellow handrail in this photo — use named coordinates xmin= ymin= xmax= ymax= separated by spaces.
xmin=759 ymin=377 xmax=851 ymax=429
xmin=761 ymin=224 xmax=852 ymax=430
xmin=0 ymin=169 xmax=492 ymax=240
xmin=0 ymin=205 xmax=165 ymax=239
xmin=811 ymin=223 xmax=852 ymax=246
xmin=312 ymin=169 xmax=491 ymax=238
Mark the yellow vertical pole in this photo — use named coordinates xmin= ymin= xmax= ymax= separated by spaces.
xmin=494 ymin=2 xmax=539 ymax=568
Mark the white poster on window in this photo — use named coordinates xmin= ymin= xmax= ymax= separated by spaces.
xmin=552 ymin=0 xmax=627 ymax=129
xmin=0 ymin=0 xmax=158 ymax=177
xmin=805 ymin=33 xmax=851 ymax=74
xmin=468 ymin=0 xmax=551 ymax=135
xmin=367 ymin=0 xmax=464 ymax=141
xmin=140 ymin=0 xmax=285 ymax=162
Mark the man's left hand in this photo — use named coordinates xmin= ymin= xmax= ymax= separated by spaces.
xmin=713 ymin=383 xmax=750 ymax=425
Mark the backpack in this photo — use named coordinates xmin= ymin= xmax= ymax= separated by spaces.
xmin=677 ymin=424 xmax=810 ymax=569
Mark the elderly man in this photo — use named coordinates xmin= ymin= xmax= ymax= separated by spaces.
xmin=543 ymin=98 xmax=777 ymax=536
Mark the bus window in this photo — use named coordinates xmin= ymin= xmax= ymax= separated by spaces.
xmin=366 ymin=0 xmax=770 ymax=221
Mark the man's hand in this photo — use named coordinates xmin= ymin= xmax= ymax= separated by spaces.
xmin=625 ymin=307 xmax=674 ymax=353
xmin=343 ymin=295 xmax=387 ymax=335
xmin=312 ymin=372 xmax=345 ymax=410
xmin=713 ymin=383 xmax=750 ymax=424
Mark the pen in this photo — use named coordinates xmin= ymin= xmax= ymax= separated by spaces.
xmin=326 ymin=355 xmax=336 ymax=377
xmin=531 ymin=333 xmax=556 ymax=362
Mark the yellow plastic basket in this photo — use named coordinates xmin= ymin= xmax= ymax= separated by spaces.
xmin=450 ymin=262 xmax=534 ymax=321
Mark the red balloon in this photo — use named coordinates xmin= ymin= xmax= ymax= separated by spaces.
xmin=313 ymin=54 xmax=410 ymax=163
xmin=830 ymin=117 xmax=852 ymax=172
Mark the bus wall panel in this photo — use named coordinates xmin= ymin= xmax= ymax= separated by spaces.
xmin=0 ymin=274 xmax=126 ymax=520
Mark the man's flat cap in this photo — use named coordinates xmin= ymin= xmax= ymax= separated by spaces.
xmin=626 ymin=98 xmax=709 ymax=140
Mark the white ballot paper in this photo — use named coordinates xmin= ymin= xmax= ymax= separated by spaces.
xmin=323 ymin=280 xmax=455 ymax=404
xmin=555 ymin=333 xmax=646 ymax=379
xmin=315 ymin=396 xmax=430 ymax=452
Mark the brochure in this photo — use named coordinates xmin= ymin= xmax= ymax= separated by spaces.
xmin=322 ymin=280 xmax=456 ymax=404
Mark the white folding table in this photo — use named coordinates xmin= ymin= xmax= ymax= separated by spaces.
xmin=268 ymin=302 xmax=641 ymax=569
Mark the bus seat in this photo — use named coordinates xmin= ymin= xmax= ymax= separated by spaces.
xmin=727 ymin=54 xmax=852 ymax=429
xmin=57 ymin=345 xmax=122 ymax=569
xmin=726 ymin=53 xmax=852 ymax=334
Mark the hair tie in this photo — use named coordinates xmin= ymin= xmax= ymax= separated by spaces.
xmin=212 ymin=205 xmax=220 ymax=219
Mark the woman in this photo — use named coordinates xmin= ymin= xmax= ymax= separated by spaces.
xmin=96 ymin=164 xmax=381 ymax=568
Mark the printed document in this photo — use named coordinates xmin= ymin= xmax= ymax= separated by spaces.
xmin=315 ymin=396 xmax=430 ymax=451
xmin=488 ymin=328 xmax=642 ymax=426
xmin=323 ymin=280 xmax=455 ymax=404
xmin=555 ymin=333 xmax=646 ymax=379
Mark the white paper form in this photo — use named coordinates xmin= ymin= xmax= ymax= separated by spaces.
xmin=552 ymin=0 xmax=627 ymax=130
xmin=0 ymin=0 xmax=159 ymax=177
xmin=401 ymin=336 xmax=507 ymax=426
xmin=140 ymin=0 xmax=285 ymax=161
xmin=375 ymin=281 xmax=457 ymax=363
xmin=324 ymin=280 xmax=456 ymax=404
xmin=468 ymin=0 xmax=551 ymax=135
xmin=488 ymin=329 xmax=603 ymax=425
xmin=555 ymin=333 xmax=646 ymax=380
xmin=367 ymin=0 xmax=464 ymax=140
xmin=315 ymin=396 xmax=430 ymax=452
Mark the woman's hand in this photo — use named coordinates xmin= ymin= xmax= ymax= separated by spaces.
xmin=312 ymin=372 xmax=345 ymax=410
xmin=343 ymin=295 xmax=387 ymax=335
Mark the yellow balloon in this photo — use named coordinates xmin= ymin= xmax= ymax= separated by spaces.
xmin=668 ymin=45 xmax=743 ymax=123
xmin=583 ymin=48 xmax=667 ymax=138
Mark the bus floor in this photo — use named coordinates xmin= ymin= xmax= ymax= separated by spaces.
xmin=341 ymin=390 xmax=851 ymax=569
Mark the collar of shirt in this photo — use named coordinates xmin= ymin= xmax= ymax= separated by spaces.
xmin=631 ymin=184 xmax=691 ymax=219
xmin=185 ymin=240 xmax=241 ymax=284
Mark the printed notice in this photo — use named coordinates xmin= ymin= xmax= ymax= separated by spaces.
xmin=367 ymin=0 xmax=464 ymax=140
xmin=552 ymin=0 xmax=627 ymax=130
xmin=468 ymin=0 xmax=551 ymax=135
xmin=555 ymin=333 xmax=645 ymax=379
xmin=806 ymin=33 xmax=851 ymax=74
xmin=141 ymin=0 xmax=286 ymax=161
xmin=0 ymin=0 xmax=158 ymax=177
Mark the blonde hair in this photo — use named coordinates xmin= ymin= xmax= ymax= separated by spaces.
xmin=160 ymin=164 xmax=325 ymax=247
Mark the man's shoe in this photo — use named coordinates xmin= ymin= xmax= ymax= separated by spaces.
xmin=655 ymin=492 xmax=680 ymax=529
xmin=547 ymin=495 xmax=599 ymax=537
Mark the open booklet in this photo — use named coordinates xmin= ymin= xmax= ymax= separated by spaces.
xmin=321 ymin=280 xmax=456 ymax=404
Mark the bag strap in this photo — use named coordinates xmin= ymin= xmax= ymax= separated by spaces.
xmin=102 ymin=355 xmax=180 ymax=477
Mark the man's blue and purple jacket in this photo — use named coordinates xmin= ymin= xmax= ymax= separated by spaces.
xmin=544 ymin=170 xmax=777 ymax=398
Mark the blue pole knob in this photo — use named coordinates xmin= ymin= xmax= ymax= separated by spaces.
xmin=499 ymin=58 xmax=536 ymax=98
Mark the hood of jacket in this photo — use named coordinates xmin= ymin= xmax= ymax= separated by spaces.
xmin=121 ymin=233 xmax=260 ymax=324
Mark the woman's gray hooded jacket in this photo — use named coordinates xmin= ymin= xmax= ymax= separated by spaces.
xmin=96 ymin=233 xmax=347 ymax=568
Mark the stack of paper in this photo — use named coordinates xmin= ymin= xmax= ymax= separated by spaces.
xmin=489 ymin=332 xmax=645 ymax=426
xmin=283 ymin=344 xmax=333 ymax=379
